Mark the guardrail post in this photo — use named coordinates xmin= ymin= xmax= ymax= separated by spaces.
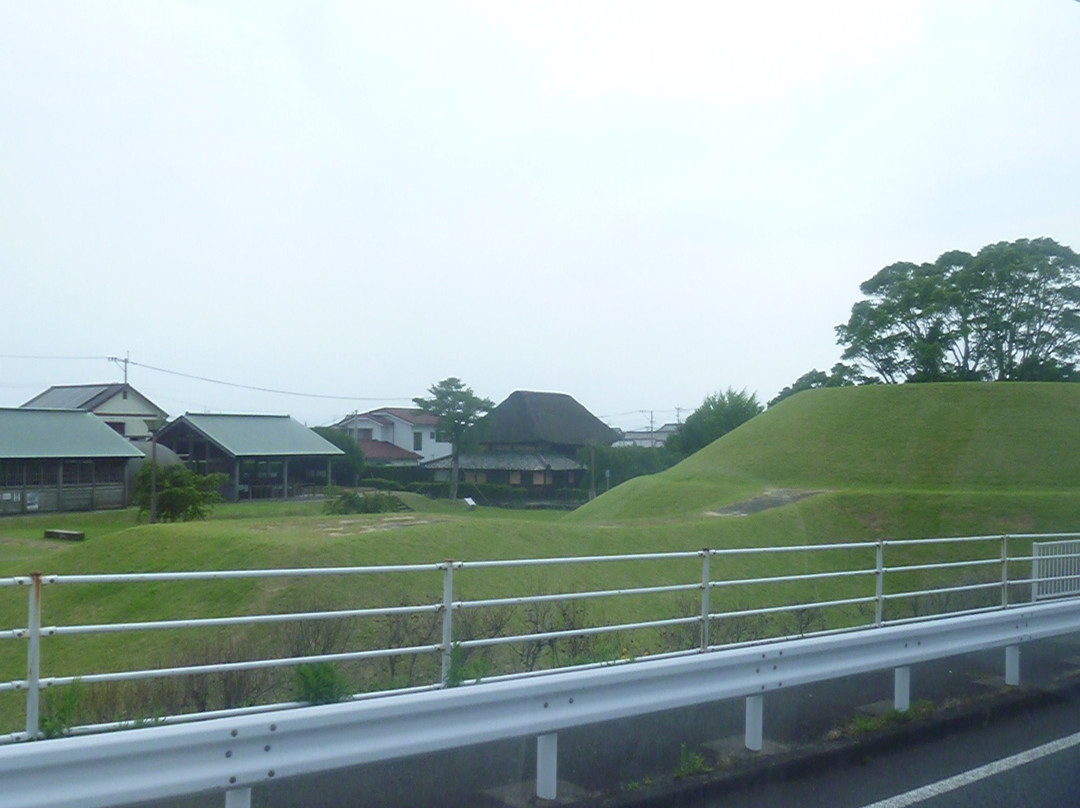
xmin=874 ymin=541 xmax=884 ymax=627
xmin=1005 ymin=645 xmax=1020 ymax=686
xmin=440 ymin=562 xmax=454 ymax=686
xmin=25 ymin=572 xmax=43 ymax=740
xmin=745 ymin=694 xmax=763 ymax=751
xmin=224 ymin=788 xmax=251 ymax=808
xmin=536 ymin=732 xmax=558 ymax=799
xmin=1000 ymin=533 xmax=1009 ymax=608
xmin=700 ymin=550 xmax=710 ymax=652
xmin=894 ymin=666 xmax=910 ymax=712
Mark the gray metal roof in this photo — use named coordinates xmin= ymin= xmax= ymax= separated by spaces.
xmin=22 ymin=384 xmax=123 ymax=410
xmin=161 ymin=414 xmax=344 ymax=459
xmin=0 ymin=408 xmax=144 ymax=459
xmin=21 ymin=383 xmax=168 ymax=417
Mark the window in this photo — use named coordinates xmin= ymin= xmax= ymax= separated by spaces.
xmin=106 ymin=421 xmax=125 ymax=435
xmin=413 ymin=432 xmax=423 ymax=451
xmin=358 ymin=428 xmax=373 ymax=441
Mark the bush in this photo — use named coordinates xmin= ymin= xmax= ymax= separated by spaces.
xmin=324 ymin=490 xmax=405 ymax=514
xmin=132 ymin=464 xmax=226 ymax=522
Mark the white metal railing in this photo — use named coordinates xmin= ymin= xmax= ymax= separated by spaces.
xmin=2 ymin=531 xmax=1078 ymax=744
xmin=1032 ymin=539 xmax=1080 ymax=600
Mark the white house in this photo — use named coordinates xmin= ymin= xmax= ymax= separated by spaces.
xmin=612 ymin=423 xmax=678 ymax=448
xmin=332 ymin=407 xmax=452 ymax=464
xmin=22 ymin=383 xmax=168 ymax=440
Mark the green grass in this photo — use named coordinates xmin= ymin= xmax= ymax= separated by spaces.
xmin=3 ymin=382 xmax=1080 ymax=734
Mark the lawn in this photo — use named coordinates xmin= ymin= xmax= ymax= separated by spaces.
xmin=3 ymin=382 xmax=1080 ymax=737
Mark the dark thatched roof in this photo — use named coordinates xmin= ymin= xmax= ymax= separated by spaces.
xmin=473 ymin=391 xmax=617 ymax=448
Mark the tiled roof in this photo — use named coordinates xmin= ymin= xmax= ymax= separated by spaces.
xmin=356 ymin=439 xmax=420 ymax=462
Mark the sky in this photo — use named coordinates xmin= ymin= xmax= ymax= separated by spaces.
xmin=2 ymin=1 xmax=1078 ymax=432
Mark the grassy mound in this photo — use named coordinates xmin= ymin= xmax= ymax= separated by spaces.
xmin=572 ymin=383 xmax=1080 ymax=522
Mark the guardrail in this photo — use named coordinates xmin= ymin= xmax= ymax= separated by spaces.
xmin=2 ymin=532 xmax=1079 ymax=747
xmin=4 ymin=597 xmax=1080 ymax=808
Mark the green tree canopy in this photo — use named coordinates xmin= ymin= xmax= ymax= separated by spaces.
xmin=312 ymin=426 xmax=366 ymax=487
xmin=669 ymin=388 xmax=763 ymax=457
xmin=768 ymin=363 xmax=866 ymax=408
xmin=132 ymin=463 xmax=225 ymax=522
xmin=836 ymin=237 xmax=1080 ymax=383
xmin=414 ymin=377 xmax=494 ymax=500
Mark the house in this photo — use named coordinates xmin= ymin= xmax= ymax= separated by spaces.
xmin=0 ymin=408 xmax=143 ymax=514
xmin=155 ymin=413 xmax=343 ymax=501
xmin=331 ymin=407 xmax=452 ymax=465
xmin=422 ymin=391 xmax=618 ymax=495
xmin=22 ymin=383 xmax=168 ymax=439
xmin=613 ymin=423 xmax=678 ymax=448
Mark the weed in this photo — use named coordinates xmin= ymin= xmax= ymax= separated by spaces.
xmin=673 ymin=743 xmax=713 ymax=779
xmin=445 ymin=643 xmax=489 ymax=687
xmin=294 ymin=662 xmax=351 ymax=705
xmin=39 ymin=681 xmax=83 ymax=739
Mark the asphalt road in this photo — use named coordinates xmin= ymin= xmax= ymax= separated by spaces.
xmin=698 ymin=679 xmax=1080 ymax=808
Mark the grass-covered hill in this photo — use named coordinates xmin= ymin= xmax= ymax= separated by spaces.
xmin=3 ymin=382 xmax=1080 ymax=735
xmin=571 ymin=382 xmax=1080 ymax=524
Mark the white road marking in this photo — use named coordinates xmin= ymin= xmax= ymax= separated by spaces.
xmin=859 ymin=730 xmax=1080 ymax=808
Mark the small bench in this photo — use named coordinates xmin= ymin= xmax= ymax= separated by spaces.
xmin=44 ymin=529 xmax=85 ymax=541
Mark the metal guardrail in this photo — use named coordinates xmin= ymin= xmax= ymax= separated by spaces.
xmin=1033 ymin=539 xmax=1080 ymax=600
xmin=3 ymin=597 xmax=1080 ymax=808
xmin=2 ymin=532 xmax=1079 ymax=746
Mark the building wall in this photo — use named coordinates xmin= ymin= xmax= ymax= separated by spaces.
xmin=339 ymin=413 xmax=451 ymax=463
xmin=93 ymin=390 xmax=165 ymax=439
xmin=0 ymin=459 xmax=129 ymax=514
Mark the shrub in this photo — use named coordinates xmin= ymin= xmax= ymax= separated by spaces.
xmin=294 ymin=662 xmax=351 ymax=705
xmin=324 ymin=490 xmax=405 ymax=514
xmin=132 ymin=464 xmax=226 ymax=522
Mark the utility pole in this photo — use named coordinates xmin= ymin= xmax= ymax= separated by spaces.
xmin=107 ymin=352 xmax=130 ymax=385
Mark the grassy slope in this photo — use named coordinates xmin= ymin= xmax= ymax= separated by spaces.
xmin=4 ymin=383 xmax=1080 ymax=730
xmin=570 ymin=382 xmax=1080 ymax=523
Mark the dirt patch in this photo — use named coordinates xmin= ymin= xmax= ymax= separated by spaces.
xmin=707 ymin=489 xmax=822 ymax=518
xmin=322 ymin=515 xmax=434 ymax=537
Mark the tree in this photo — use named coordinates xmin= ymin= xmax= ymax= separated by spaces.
xmin=132 ymin=463 xmax=225 ymax=522
xmin=312 ymin=427 xmax=366 ymax=487
xmin=768 ymin=363 xmax=866 ymax=408
xmin=414 ymin=377 xmax=494 ymax=500
xmin=836 ymin=237 xmax=1080 ymax=384
xmin=669 ymin=388 xmax=763 ymax=457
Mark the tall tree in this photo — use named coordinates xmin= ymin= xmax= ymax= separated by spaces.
xmin=414 ymin=377 xmax=494 ymax=500
xmin=836 ymin=237 xmax=1080 ymax=384
xmin=768 ymin=363 xmax=866 ymax=407
xmin=669 ymin=388 xmax=763 ymax=457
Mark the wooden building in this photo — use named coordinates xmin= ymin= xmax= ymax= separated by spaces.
xmin=156 ymin=414 xmax=343 ymax=501
xmin=0 ymin=408 xmax=143 ymax=515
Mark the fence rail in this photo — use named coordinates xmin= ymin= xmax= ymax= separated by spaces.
xmin=3 ymin=531 xmax=1080 ymax=744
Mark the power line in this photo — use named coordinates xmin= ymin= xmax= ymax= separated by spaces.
xmin=126 ymin=359 xmax=411 ymax=402
xmin=0 ymin=354 xmax=110 ymax=361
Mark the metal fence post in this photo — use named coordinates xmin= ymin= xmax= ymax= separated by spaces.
xmin=1001 ymin=533 xmax=1009 ymax=608
xmin=874 ymin=541 xmax=884 ymax=627
xmin=700 ymin=550 xmax=710 ymax=652
xmin=536 ymin=732 xmax=558 ymax=799
xmin=25 ymin=573 xmax=43 ymax=740
xmin=224 ymin=788 xmax=251 ymax=808
xmin=440 ymin=562 xmax=454 ymax=686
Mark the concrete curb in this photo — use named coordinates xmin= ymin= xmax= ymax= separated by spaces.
xmin=571 ymin=671 xmax=1080 ymax=808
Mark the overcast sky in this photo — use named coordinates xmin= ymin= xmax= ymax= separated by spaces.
xmin=2 ymin=2 xmax=1078 ymax=431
